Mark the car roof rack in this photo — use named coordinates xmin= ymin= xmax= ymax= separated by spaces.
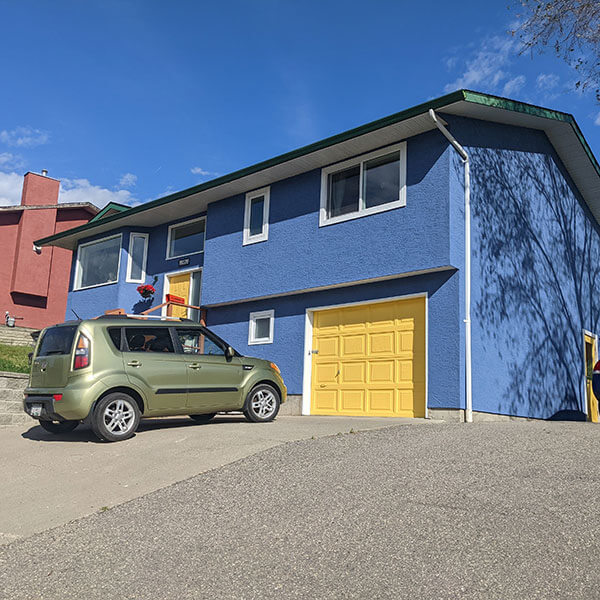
xmin=96 ymin=314 xmax=195 ymax=322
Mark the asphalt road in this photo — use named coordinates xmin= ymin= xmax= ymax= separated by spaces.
xmin=1 ymin=421 xmax=599 ymax=599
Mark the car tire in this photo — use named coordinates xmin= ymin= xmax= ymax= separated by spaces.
xmin=189 ymin=413 xmax=217 ymax=423
xmin=91 ymin=392 xmax=141 ymax=442
xmin=243 ymin=383 xmax=280 ymax=423
xmin=38 ymin=420 xmax=79 ymax=434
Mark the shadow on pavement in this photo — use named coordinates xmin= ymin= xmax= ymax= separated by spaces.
xmin=20 ymin=414 xmax=250 ymax=443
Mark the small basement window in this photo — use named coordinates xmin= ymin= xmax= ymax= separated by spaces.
xmin=248 ymin=310 xmax=274 ymax=345
xmin=126 ymin=233 xmax=148 ymax=283
xmin=243 ymin=187 xmax=270 ymax=245
xmin=75 ymin=234 xmax=122 ymax=290
xmin=319 ymin=142 xmax=406 ymax=226
xmin=167 ymin=217 xmax=206 ymax=259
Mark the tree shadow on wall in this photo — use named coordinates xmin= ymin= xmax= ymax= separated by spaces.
xmin=468 ymin=147 xmax=600 ymax=418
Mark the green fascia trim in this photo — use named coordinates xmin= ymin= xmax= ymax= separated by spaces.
xmin=35 ymin=88 xmax=600 ymax=246
xmin=89 ymin=202 xmax=130 ymax=223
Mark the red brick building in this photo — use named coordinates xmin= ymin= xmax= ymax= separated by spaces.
xmin=0 ymin=171 xmax=98 ymax=329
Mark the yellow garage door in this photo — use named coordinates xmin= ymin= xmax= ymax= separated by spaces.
xmin=311 ymin=297 xmax=426 ymax=418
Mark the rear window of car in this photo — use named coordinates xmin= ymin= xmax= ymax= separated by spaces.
xmin=37 ymin=325 xmax=79 ymax=356
xmin=124 ymin=328 xmax=175 ymax=353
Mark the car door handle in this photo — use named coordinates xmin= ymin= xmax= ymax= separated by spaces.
xmin=188 ymin=363 xmax=202 ymax=369
xmin=127 ymin=360 xmax=142 ymax=367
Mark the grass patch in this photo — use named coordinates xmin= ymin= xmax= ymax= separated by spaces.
xmin=0 ymin=343 xmax=31 ymax=374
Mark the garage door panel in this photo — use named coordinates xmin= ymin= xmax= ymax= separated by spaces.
xmin=341 ymin=362 xmax=365 ymax=384
xmin=369 ymin=331 xmax=395 ymax=355
xmin=311 ymin=297 xmax=426 ymax=418
xmin=340 ymin=389 xmax=365 ymax=412
xmin=341 ymin=334 xmax=366 ymax=357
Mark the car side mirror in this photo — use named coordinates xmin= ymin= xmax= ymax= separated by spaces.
xmin=28 ymin=352 xmax=33 ymax=365
xmin=225 ymin=346 xmax=234 ymax=361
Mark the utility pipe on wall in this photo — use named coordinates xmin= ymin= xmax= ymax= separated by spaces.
xmin=428 ymin=109 xmax=473 ymax=423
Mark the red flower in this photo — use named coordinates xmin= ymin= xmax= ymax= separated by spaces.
xmin=137 ymin=284 xmax=155 ymax=297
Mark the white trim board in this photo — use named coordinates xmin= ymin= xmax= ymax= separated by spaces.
xmin=301 ymin=291 xmax=429 ymax=417
xmin=203 ymin=265 xmax=455 ymax=308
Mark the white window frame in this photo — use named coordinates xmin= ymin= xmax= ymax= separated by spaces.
xmin=319 ymin=141 xmax=407 ymax=227
xmin=166 ymin=216 xmax=206 ymax=260
xmin=248 ymin=309 xmax=274 ymax=345
xmin=243 ymin=186 xmax=270 ymax=245
xmin=126 ymin=232 xmax=149 ymax=284
xmin=74 ymin=233 xmax=122 ymax=291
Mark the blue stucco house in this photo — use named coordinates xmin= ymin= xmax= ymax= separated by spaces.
xmin=36 ymin=90 xmax=600 ymax=422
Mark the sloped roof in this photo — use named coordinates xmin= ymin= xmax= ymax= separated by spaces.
xmin=35 ymin=90 xmax=600 ymax=249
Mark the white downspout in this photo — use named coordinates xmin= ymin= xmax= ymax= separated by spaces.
xmin=428 ymin=109 xmax=473 ymax=423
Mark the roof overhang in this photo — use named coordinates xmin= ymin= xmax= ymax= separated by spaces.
xmin=36 ymin=89 xmax=600 ymax=250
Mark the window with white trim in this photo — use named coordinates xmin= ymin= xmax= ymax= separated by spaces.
xmin=126 ymin=233 xmax=148 ymax=283
xmin=166 ymin=217 xmax=205 ymax=259
xmin=319 ymin=142 xmax=407 ymax=226
xmin=243 ymin=187 xmax=270 ymax=245
xmin=248 ymin=310 xmax=274 ymax=345
xmin=74 ymin=234 xmax=121 ymax=290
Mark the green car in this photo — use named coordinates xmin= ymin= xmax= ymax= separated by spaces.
xmin=23 ymin=316 xmax=287 ymax=442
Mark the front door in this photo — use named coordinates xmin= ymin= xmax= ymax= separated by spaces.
xmin=175 ymin=327 xmax=244 ymax=413
xmin=123 ymin=326 xmax=188 ymax=413
xmin=584 ymin=333 xmax=598 ymax=422
xmin=167 ymin=273 xmax=191 ymax=319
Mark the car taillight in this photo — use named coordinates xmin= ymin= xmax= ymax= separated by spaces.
xmin=74 ymin=333 xmax=90 ymax=370
xmin=594 ymin=360 xmax=600 ymax=374
xmin=53 ymin=394 xmax=63 ymax=402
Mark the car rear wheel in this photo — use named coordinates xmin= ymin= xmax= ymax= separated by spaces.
xmin=189 ymin=413 xmax=217 ymax=423
xmin=91 ymin=392 xmax=140 ymax=442
xmin=38 ymin=420 xmax=79 ymax=434
xmin=243 ymin=384 xmax=280 ymax=423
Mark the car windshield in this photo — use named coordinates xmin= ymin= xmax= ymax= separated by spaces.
xmin=37 ymin=325 xmax=78 ymax=356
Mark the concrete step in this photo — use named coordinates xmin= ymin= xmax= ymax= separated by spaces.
xmin=0 ymin=412 xmax=34 ymax=427
xmin=0 ymin=373 xmax=29 ymax=390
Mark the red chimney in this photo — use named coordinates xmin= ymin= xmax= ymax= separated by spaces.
xmin=21 ymin=171 xmax=59 ymax=207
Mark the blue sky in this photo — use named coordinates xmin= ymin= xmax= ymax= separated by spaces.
xmin=1 ymin=0 xmax=599 ymax=208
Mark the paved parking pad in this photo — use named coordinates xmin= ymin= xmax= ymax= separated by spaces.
xmin=0 ymin=414 xmax=422 ymax=543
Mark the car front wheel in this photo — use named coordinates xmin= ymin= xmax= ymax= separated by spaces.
xmin=243 ymin=384 xmax=280 ymax=423
xmin=38 ymin=420 xmax=79 ymax=434
xmin=91 ymin=392 xmax=140 ymax=442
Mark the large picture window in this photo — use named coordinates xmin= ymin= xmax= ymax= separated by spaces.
xmin=319 ymin=142 xmax=406 ymax=226
xmin=75 ymin=234 xmax=121 ymax=290
xmin=166 ymin=217 xmax=206 ymax=259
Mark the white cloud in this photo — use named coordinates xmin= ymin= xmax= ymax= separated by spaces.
xmin=190 ymin=166 xmax=220 ymax=178
xmin=59 ymin=177 xmax=139 ymax=208
xmin=444 ymin=36 xmax=518 ymax=94
xmin=502 ymin=75 xmax=526 ymax=96
xmin=0 ymin=152 xmax=24 ymax=171
xmin=118 ymin=172 xmax=137 ymax=188
xmin=536 ymin=73 xmax=560 ymax=91
xmin=0 ymin=126 xmax=49 ymax=148
xmin=595 ymin=112 xmax=600 ymax=126
xmin=0 ymin=171 xmax=24 ymax=205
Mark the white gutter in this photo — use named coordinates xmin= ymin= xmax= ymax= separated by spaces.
xmin=428 ymin=109 xmax=473 ymax=423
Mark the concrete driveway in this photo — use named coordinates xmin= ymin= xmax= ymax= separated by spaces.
xmin=0 ymin=414 xmax=422 ymax=544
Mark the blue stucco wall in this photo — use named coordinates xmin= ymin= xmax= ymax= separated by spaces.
xmin=446 ymin=115 xmax=600 ymax=419
xmin=66 ymin=214 xmax=205 ymax=320
xmin=201 ymin=129 xmax=454 ymax=306
xmin=206 ymin=270 xmax=461 ymax=408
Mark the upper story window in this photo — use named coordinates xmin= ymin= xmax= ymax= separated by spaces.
xmin=319 ymin=142 xmax=407 ymax=227
xmin=74 ymin=234 xmax=121 ymax=290
xmin=126 ymin=233 xmax=148 ymax=283
xmin=166 ymin=217 xmax=206 ymax=260
xmin=243 ymin=187 xmax=270 ymax=245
